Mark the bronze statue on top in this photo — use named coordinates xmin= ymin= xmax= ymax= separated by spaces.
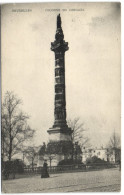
xmin=57 ymin=14 xmax=62 ymax=29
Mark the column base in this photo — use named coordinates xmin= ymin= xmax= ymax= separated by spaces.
xmin=47 ymin=126 xmax=72 ymax=142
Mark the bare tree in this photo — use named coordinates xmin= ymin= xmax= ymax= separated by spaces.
xmin=1 ymin=91 xmax=35 ymax=161
xmin=108 ymin=131 xmax=121 ymax=149
xmin=107 ymin=131 xmax=121 ymax=163
xmin=67 ymin=117 xmax=90 ymax=148
xmin=38 ymin=142 xmax=56 ymax=167
xmin=67 ymin=117 xmax=90 ymax=161
xmin=48 ymin=154 xmax=56 ymax=167
xmin=24 ymin=146 xmax=39 ymax=169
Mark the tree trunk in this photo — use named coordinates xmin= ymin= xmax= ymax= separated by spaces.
xmin=32 ymin=157 xmax=34 ymax=171
xmin=9 ymin=138 xmax=12 ymax=161
xmin=23 ymin=153 xmax=25 ymax=164
xmin=71 ymin=143 xmax=74 ymax=161
xmin=9 ymin=112 xmax=12 ymax=162
xmin=1 ymin=134 xmax=4 ymax=162
xmin=50 ymin=158 xmax=52 ymax=168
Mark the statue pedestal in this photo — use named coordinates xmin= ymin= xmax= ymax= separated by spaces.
xmin=46 ymin=140 xmax=73 ymax=166
xmin=47 ymin=126 xmax=72 ymax=142
xmin=46 ymin=126 xmax=73 ymax=165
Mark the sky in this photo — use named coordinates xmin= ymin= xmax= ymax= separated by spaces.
xmin=1 ymin=2 xmax=121 ymax=148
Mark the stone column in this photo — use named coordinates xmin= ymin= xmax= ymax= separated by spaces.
xmin=51 ymin=14 xmax=69 ymax=129
xmin=53 ymin=51 xmax=67 ymax=127
xmin=47 ymin=14 xmax=72 ymax=143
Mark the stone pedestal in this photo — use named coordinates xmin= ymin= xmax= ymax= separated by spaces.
xmin=48 ymin=127 xmax=72 ymax=142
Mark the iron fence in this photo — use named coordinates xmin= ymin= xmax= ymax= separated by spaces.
xmin=24 ymin=163 xmax=119 ymax=174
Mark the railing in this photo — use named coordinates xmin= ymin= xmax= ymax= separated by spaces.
xmin=24 ymin=167 xmax=42 ymax=174
xmin=24 ymin=163 xmax=119 ymax=174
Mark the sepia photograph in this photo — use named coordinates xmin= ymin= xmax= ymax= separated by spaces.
xmin=1 ymin=2 xmax=121 ymax=193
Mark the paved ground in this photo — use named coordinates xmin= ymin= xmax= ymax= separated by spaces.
xmin=2 ymin=168 xmax=121 ymax=193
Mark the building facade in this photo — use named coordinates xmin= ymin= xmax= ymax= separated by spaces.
xmin=82 ymin=147 xmax=121 ymax=164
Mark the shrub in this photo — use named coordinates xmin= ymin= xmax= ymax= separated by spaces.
xmin=2 ymin=159 xmax=25 ymax=175
xmin=86 ymin=156 xmax=108 ymax=165
xmin=58 ymin=159 xmax=83 ymax=166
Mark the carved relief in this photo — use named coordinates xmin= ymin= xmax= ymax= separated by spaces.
xmin=56 ymin=103 xmax=61 ymax=108
xmin=54 ymin=107 xmax=66 ymax=120
xmin=55 ymin=85 xmax=64 ymax=93
xmin=55 ymin=68 xmax=64 ymax=77
xmin=55 ymin=77 xmax=60 ymax=84
xmin=55 ymin=53 xmax=64 ymax=60
xmin=55 ymin=76 xmax=64 ymax=84
xmin=55 ymin=68 xmax=60 ymax=77
xmin=55 ymin=99 xmax=65 ymax=107
xmin=59 ymin=68 xmax=64 ymax=76
xmin=59 ymin=112 xmax=63 ymax=119
xmin=55 ymin=58 xmax=64 ymax=67
xmin=55 ymin=94 xmax=64 ymax=101
xmin=55 ymin=59 xmax=59 ymax=66
xmin=55 ymin=113 xmax=58 ymax=119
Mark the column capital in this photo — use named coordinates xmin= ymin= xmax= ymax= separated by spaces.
xmin=51 ymin=14 xmax=69 ymax=52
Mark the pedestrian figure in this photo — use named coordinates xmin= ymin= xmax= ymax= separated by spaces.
xmin=41 ymin=160 xmax=49 ymax=178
